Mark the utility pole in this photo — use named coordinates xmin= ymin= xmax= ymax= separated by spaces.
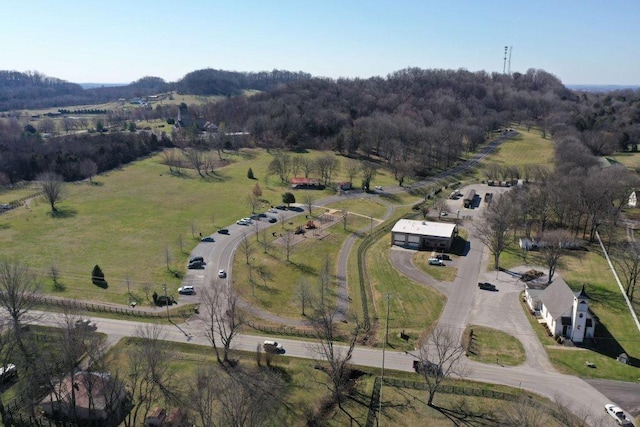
xmin=378 ymin=292 xmax=391 ymax=426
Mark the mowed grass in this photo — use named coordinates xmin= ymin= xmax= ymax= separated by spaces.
xmin=366 ymin=235 xmax=446 ymax=350
xmin=324 ymin=197 xmax=389 ymax=221
xmin=477 ymin=128 xmax=555 ymax=176
xmin=0 ymin=149 xmax=395 ymax=304
xmin=463 ymin=325 xmax=526 ymax=366
xmin=232 ymin=213 xmax=369 ymax=320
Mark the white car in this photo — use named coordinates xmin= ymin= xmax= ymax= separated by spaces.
xmin=440 ymin=211 xmax=448 ymax=216
xmin=236 ymin=219 xmax=249 ymax=225
xmin=268 ymin=208 xmax=277 ymax=213
xmin=218 ymin=269 xmax=227 ymax=278
xmin=242 ymin=217 xmax=253 ymax=223
xmin=374 ymin=185 xmax=383 ymax=191
xmin=605 ymin=404 xmax=632 ymax=426
xmin=178 ymin=285 xmax=195 ymax=295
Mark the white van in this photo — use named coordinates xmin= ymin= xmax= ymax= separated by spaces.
xmin=428 ymin=258 xmax=444 ymax=266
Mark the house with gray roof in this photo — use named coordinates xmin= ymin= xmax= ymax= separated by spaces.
xmin=525 ymin=277 xmax=596 ymax=343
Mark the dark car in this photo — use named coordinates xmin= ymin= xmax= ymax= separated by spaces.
xmin=435 ymin=254 xmax=450 ymax=261
xmin=201 ymin=236 xmax=215 ymax=242
xmin=413 ymin=360 xmax=443 ymax=377
xmin=189 ymin=256 xmax=204 ymax=264
xmin=188 ymin=261 xmax=205 ymax=269
xmin=250 ymin=214 xmax=261 ymax=221
xmin=268 ymin=217 xmax=277 ymax=223
xmin=218 ymin=228 xmax=229 ymax=234
xmin=276 ymin=205 xmax=287 ymax=210
xmin=478 ymin=282 xmax=497 ymax=291
xmin=258 ymin=213 xmax=267 ymax=218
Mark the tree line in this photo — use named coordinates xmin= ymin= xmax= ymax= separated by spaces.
xmin=0 ymin=124 xmax=171 ymax=184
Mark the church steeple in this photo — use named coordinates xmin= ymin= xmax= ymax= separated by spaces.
xmin=575 ymin=284 xmax=589 ymax=300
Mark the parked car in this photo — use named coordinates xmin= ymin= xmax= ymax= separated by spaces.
xmin=440 ymin=211 xmax=447 ymax=216
xmin=258 ymin=213 xmax=267 ymax=218
xmin=178 ymin=286 xmax=195 ymax=295
xmin=435 ymin=254 xmax=450 ymax=261
xmin=478 ymin=282 xmax=497 ymax=291
xmin=413 ymin=360 xmax=443 ymax=377
xmin=268 ymin=217 xmax=277 ymax=223
xmin=0 ymin=204 xmax=10 ymax=210
xmin=263 ymin=340 xmax=285 ymax=354
xmin=236 ymin=219 xmax=249 ymax=225
xmin=189 ymin=256 xmax=204 ymax=264
xmin=75 ymin=319 xmax=97 ymax=331
xmin=276 ymin=205 xmax=287 ymax=210
xmin=250 ymin=214 xmax=261 ymax=221
xmin=188 ymin=260 xmax=205 ymax=269
xmin=0 ymin=363 xmax=16 ymax=380
xmin=242 ymin=217 xmax=253 ymax=223
xmin=605 ymin=404 xmax=632 ymax=426
xmin=218 ymin=228 xmax=229 ymax=234
xmin=218 ymin=269 xmax=227 ymax=278
xmin=374 ymin=186 xmax=383 ymax=191
xmin=268 ymin=208 xmax=278 ymax=213
xmin=201 ymin=236 xmax=215 ymax=242
xmin=428 ymin=257 xmax=444 ymax=266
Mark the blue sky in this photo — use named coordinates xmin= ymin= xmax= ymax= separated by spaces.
xmin=3 ymin=0 xmax=639 ymax=85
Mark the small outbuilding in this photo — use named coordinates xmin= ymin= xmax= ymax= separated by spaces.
xmin=391 ymin=219 xmax=457 ymax=251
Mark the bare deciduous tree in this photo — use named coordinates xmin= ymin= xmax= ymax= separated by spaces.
xmin=124 ymin=325 xmax=173 ymax=427
xmin=302 ymin=193 xmax=315 ymax=216
xmin=475 ymin=195 xmax=513 ymax=269
xmin=295 ymin=276 xmax=313 ymax=316
xmin=311 ymin=304 xmax=361 ymax=411
xmin=200 ymin=283 xmax=245 ymax=365
xmin=247 ymin=193 xmax=261 ymax=215
xmin=540 ymin=229 xmax=573 ymax=283
xmin=240 ymin=232 xmax=253 ymax=265
xmin=38 ymin=172 xmax=64 ymax=212
xmin=282 ymin=231 xmax=295 ymax=262
xmin=611 ymin=242 xmax=640 ymax=301
xmin=416 ymin=325 xmax=467 ymax=406
xmin=340 ymin=209 xmax=349 ymax=231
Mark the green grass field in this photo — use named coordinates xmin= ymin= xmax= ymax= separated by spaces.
xmin=463 ymin=325 xmax=526 ymax=366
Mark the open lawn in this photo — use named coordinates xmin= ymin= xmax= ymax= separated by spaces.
xmin=324 ymin=197 xmax=389 ymax=221
xmin=232 ymin=212 xmax=369 ymax=320
xmin=463 ymin=325 xmax=526 ymax=366
xmin=366 ymin=235 xmax=446 ymax=350
xmin=0 ymin=149 xmax=401 ymax=305
xmin=476 ymin=128 xmax=555 ymax=180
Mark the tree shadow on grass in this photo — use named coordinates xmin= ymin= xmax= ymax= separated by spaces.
xmin=49 ymin=207 xmax=77 ymax=218
xmin=92 ymin=279 xmax=108 ymax=289
xmin=431 ymin=400 xmax=502 ymax=426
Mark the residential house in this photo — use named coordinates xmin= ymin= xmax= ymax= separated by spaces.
xmin=40 ymin=371 xmax=126 ymax=424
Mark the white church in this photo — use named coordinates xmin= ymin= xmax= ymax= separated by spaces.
xmin=524 ymin=279 xmax=596 ymax=343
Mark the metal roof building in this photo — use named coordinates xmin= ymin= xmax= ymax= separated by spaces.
xmin=391 ymin=219 xmax=457 ymax=251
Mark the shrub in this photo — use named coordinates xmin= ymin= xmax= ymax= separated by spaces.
xmin=247 ymin=167 xmax=255 ymax=179
xmin=91 ymin=264 xmax=107 ymax=287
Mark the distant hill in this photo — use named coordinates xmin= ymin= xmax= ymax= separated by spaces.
xmin=0 ymin=69 xmax=312 ymax=111
xmin=567 ymin=84 xmax=640 ymax=92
